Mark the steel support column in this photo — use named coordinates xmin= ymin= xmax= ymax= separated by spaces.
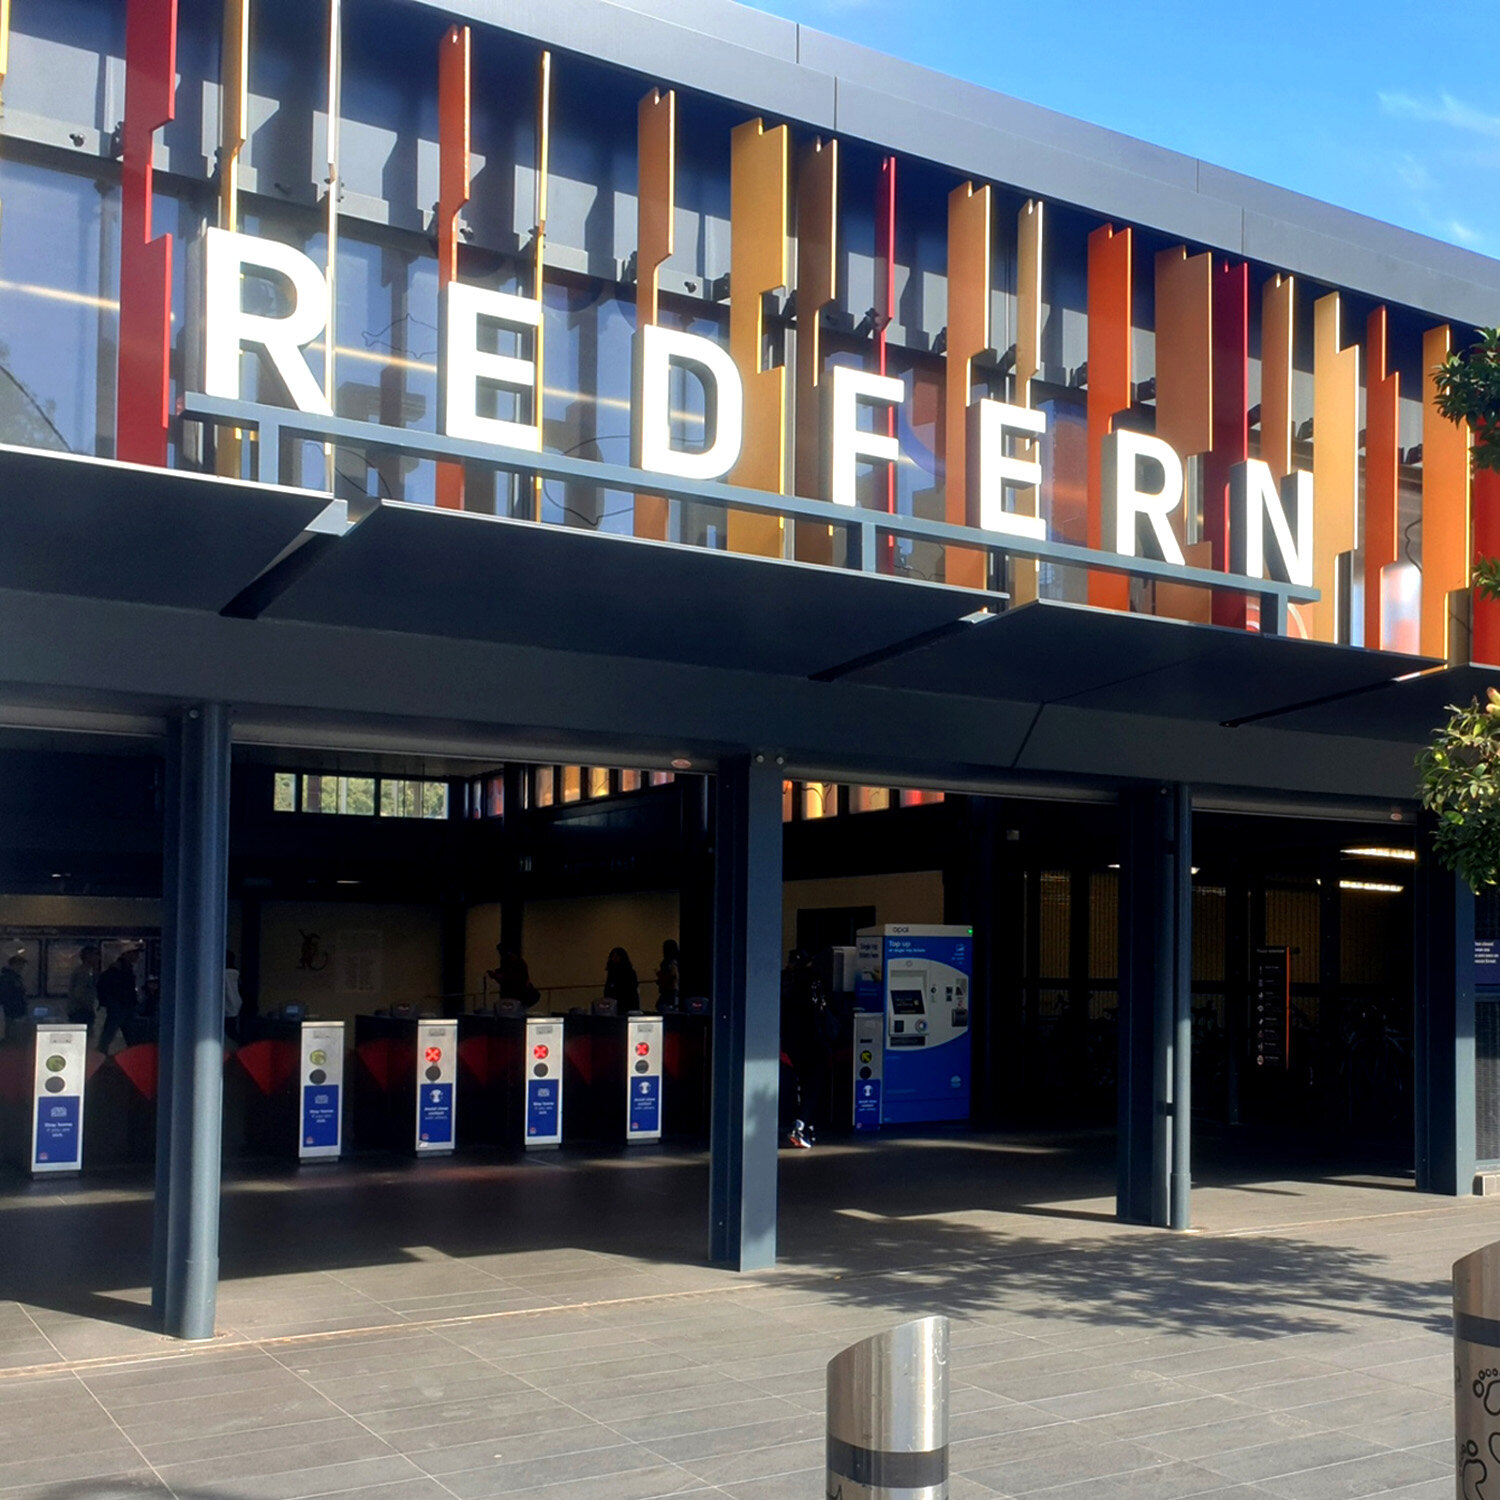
xmin=1118 ymin=784 xmax=1193 ymax=1228
xmin=157 ymin=703 xmax=231 ymax=1340
xmin=709 ymin=753 xmax=783 ymax=1270
xmin=1414 ymin=816 xmax=1475 ymax=1196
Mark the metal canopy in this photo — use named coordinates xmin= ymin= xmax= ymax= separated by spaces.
xmin=0 ymin=443 xmax=331 ymax=613
xmin=257 ymin=499 xmax=993 ymax=678
xmin=1269 ymin=664 xmax=1499 ymax=743
xmin=837 ymin=600 xmax=1441 ymax=726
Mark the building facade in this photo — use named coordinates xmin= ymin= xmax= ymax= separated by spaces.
xmin=0 ymin=0 xmax=1496 ymax=1337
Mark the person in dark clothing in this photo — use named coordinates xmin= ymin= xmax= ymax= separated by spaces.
xmin=654 ymin=939 xmax=681 ymax=1013
xmin=780 ymin=948 xmax=828 ymax=1147
xmin=603 ymin=947 xmax=640 ymax=1011
xmin=96 ymin=948 xmax=140 ymax=1055
xmin=0 ymin=950 xmax=28 ymax=1042
xmin=488 ymin=945 xmax=541 ymax=1009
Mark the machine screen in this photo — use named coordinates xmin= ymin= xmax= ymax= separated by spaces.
xmin=890 ymin=988 xmax=925 ymax=1015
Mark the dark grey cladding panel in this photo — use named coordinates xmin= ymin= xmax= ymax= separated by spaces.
xmin=799 ymin=27 xmax=1201 ymax=193
xmin=257 ymin=499 xmax=985 ymax=679
xmin=806 ymin=79 xmax=1246 ymax=248
xmin=838 ymin=600 xmax=1436 ymax=727
xmin=409 ymin=0 xmax=833 ymax=128
xmin=1241 ymin=210 xmax=1500 ymax=328
xmin=0 ymin=444 xmax=331 ymax=614
xmin=1268 ymin=664 xmax=1496 ymax=744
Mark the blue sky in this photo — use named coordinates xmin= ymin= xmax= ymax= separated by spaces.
xmin=736 ymin=0 xmax=1500 ymax=260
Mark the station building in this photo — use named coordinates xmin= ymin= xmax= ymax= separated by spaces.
xmin=0 ymin=0 xmax=1497 ymax=1339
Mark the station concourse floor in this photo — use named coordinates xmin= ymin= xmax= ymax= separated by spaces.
xmin=0 ymin=1130 xmax=1480 ymax=1500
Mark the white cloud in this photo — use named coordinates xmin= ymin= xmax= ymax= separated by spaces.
xmin=1443 ymin=219 xmax=1485 ymax=249
xmin=1378 ymin=89 xmax=1500 ymax=138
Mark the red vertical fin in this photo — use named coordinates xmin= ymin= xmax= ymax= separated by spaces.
xmin=876 ymin=154 xmax=896 ymax=571
xmin=116 ymin=0 xmax=177 ymax=467
xmin=1206 ymin=260 xmax=1248 ymax=627
xmin=435 ymin=24 xmax=472 ymax=511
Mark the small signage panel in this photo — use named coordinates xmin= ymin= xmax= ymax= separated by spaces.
xmin=1479 ymin=890 xmax=1500 ymax=982
xmin=1253 ymin=946 xmax=1290 ymax=1070
xmin=415 ymin=1018 xmax=457 ymax=1154
xmin=525 ymin=1017 xmax=564 ymax=1147
xmin=299 ymin=1021 xmax=345 ymax=1161
xmin=625 ymin=1017 xmax=663 ymax=1142
xmin=852 ymin=1011 xmax=884 ymax=1132
xmin=31 ymin=1024 xmax=87 ymax=1174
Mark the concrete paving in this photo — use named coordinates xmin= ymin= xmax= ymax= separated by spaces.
xmin=0 ymin=1132 xmax=1479 ymax=1498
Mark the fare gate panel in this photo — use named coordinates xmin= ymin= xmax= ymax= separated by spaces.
xmin=852 ymin=1011 xmax=884 ymax=1131
xmin=299 ymin=1021 xmax=345 ymax=1161
xmin=626 ymin=1017 xmax=663 ymax=1142
xmin=415 ymin=1018 xmax=457 ymax=1154
xmin=31 ymin=1024 xmax=86 ymax=1174
xmin=526 ymin=1017 xmax=564 ymax=1146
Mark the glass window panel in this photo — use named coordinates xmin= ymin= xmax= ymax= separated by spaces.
xmin=535 ymin=767 xmax=555 ymax=808
xmin=273 ymin=772 xmax=298 ymax=812
xmin=302 ymin=774 xmax=337 ymax=814
xmin=0 ymin=158 xmax=119 ymax=457
xmin=619 ymin=769 xmax=642 ymax=794
xmin=420 ymin=782 xmax=449 ymax=819
xmin=486 ymin=776 xmax=505 ymax=818
xmin=588 ymin=767 xmax=610 ymax=799
xmin=803 ymin=782 xmax=837 ymax=820
xmin=561 ymin=766 xmax=582 ymax=804
xmin=342 ymin=777 xmax=376 ymax=816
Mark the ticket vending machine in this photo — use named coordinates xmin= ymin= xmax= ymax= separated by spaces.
xmin=525 ymin=1016 xmax=564 ymax=1147
xmin=415 ymin=1017 xmax=457 ymax=1155
xmin=298 ymin=1020 xmax=345 ymax=1162
xmin=856 ymin=925 xmax=973 ymax=1124
xmin=31 ymin=1024 xmax=87 ymax=1174
xmin=625 ymin=1016 xmax=663 ymax=1143
xmin=851 ymin=1011 xmax=884 ymax=1132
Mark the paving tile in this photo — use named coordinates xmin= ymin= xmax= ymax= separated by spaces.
xmin=156 ymin=1455 xmax=428 ymax=1499
xmin=0 ymin=1472 xmax=172 ymax=1500
xmin=1251 ymin=1447 xmax=1450 ymax=1499
xmin=1198 ymin=1432 xmax=1393 ymax=1484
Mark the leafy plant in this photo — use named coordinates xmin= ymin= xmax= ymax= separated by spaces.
xmin=1418 ymin=689 xmax=1500 ymax=891
xmin=1436 ymin=327 xmax=1500 ymax=478
xmin=1418 ymin=333 xmax=1500 ymax=888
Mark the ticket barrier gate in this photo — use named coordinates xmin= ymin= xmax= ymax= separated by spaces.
xmin=456 ymin=1012 xmax=525 ymax=1148
xmin=662 ymin=1012 xmax=710 ymax=1141
xmin=0 ymin=1023 xmax=89 ymax=1174
xmin=525 ymin=1016 xmax=564 ymax=1146
xmin=223 ymin=1018 xmax=300 ymax=1158
xmin=562 ymin=1014 xmax=663 ymax=1143
xmin=351 ymin=1014 xmax=458 ymax=1155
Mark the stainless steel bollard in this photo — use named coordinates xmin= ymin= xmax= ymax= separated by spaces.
xmin=1454 ymin=1241 xmax=1500 ymax=1496
xmin=826 ymin=1316 xmax=948 ymax=1500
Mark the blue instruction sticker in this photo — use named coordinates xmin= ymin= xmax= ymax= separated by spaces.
xmin=419 ymin=1082 xmax=453 ymax=1145
xmin=302 ymin=1085 xmax=340 ymax=1148
xmin=628 ymin=1075 xmax=660 ymax=1135
xmin=35 ymin=1095 xmax=80 ymax=1164
xmin=854 ymin=1078 xmax=881 ymax=1130
xmin=527 ymin=1079 xmax=558 ymax=1136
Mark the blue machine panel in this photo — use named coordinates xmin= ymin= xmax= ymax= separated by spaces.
xmin=858 ymin=925 xmax=974 ymax=1126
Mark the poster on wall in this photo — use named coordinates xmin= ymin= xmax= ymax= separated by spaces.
xmin=1253 ymin=946 xmax=1290 ymax=1070
xmin=335 ymin=930 xmax=383 ymax=996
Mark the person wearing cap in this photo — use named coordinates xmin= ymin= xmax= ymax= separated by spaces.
xmin=0 ymin=949 xmax=27 ymax=1041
